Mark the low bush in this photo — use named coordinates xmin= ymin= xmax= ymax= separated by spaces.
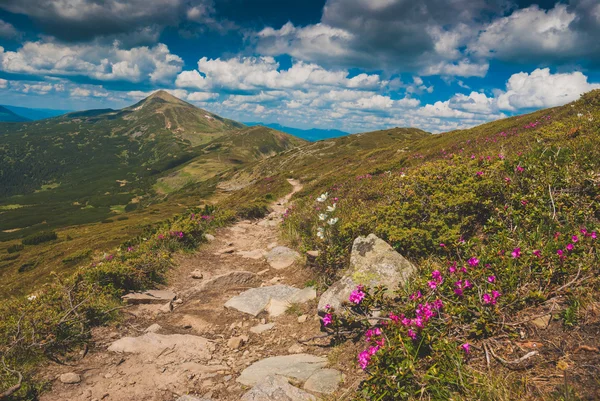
xmin=61 ymin=249 xmax=93 ymax=265
xmin=21 ymin=231 xmax=57 ymax=246
xmin=7 ymin=244 xmax=24 ymax=253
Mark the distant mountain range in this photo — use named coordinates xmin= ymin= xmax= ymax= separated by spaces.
xmin=0 ymin=105 xmax=71 ymax=122
xmin=244 ymin=122 xmax=349 ymax=141
xmin=0 ymin=105 xmax=30 ymax=122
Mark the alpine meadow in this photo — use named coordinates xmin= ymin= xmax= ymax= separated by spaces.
xmin=0 ymin=1 xmax=599 ymax=401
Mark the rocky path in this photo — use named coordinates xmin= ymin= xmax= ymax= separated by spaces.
xmin=40 ymin=180 xmax=345 ymax=401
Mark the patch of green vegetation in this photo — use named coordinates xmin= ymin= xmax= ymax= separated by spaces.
xmin=0 ymin=204 xmax=27 ymax=210
xmin=110 ymin=205 xmax=127 ymax=214
xmin=61 ymin=249 xmax=92 ymax=266
xmin=7 ymin=244 xmax=24 ymax=253
xmin=21 ymin=231 xmax=57 ymax=246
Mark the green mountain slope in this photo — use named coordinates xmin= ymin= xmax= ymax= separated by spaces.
xmin=0 ymin=91 xmax=303 ymax=241
xmin=0 ymin=105 xmax=29 ymax=122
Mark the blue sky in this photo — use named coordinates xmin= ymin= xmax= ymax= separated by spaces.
xmin=0 ymin=0 xmax=599 ymax=133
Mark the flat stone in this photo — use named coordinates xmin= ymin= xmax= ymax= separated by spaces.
xmin=108 ymin=332 xmax=214 ymax=361
xmin=303 ymin=369 xmax=343 ymax=394
xmin=266 ymin=247 xmax=301 ymax=270
xmin=266 ymin=298 xmax=289 ymax=317
xmin=144 ymin=323 xmax=162 ymax=333
xmin=122 ymin=289 xmax=176 ymax=305
xmin=159 ymin=301 xmax=173 ymax=314
xmin=318 ymin=234 xmax=416 ymax=312
xmin=190 ymin=270 xmax=204 ymax=279
xmin=288 ymin=344 xmax=304 ymax=354
xmin=297 ymin=315 xmax=308 ymax=323
xmin=225 ymin=285 xmax=301 ymax=317
xmin=217 ymin=247 xmax=236 ymax=254
xmin=204 ymin=234 xmax=215 ymax=242
xmin=59 ymin=372 xmax=81 ymax=384
xmin=531 ymin=314 xmax=552 ymax=329
xmin=241 ymin=375 xmax=315 ymax=401
xmin=250 ymin=323 xmax=275 ymax=334
xmin=288 ymin=287 xmax=316 ymax=304
xmin=237 ymin=249 xmax=266 ymax=260
xmin=200 ymin=271 xmax=260 ymax=290
xmin=237 ymin=354 xmax=327 ymax=386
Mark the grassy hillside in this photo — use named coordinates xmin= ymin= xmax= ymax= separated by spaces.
xmin=0 ymin=92 xmax=304 ymax=242
xmin=270 ymin=91 xmax=599 ymax=400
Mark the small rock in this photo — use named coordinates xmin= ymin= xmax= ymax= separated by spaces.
xmin=265 ymin=247 xmax=301 ymax=270
xmin=159 ymin=301 xmax=173 ymax=314
xmin=250 ymin=323 xmax=275 ymax=334
xmin=217 ymin=247 xmax=236 ymax=255
xmin=144 ymin=323 xmax=162 ymax=333
xmin=531 ymin=314 xmax=552 ymax=329
xmin=288 ymin=287 xmax=316 ymax=304
xmin=225 ymin=285 xmax=301 ymax=317
xmin=122 ymin=290 xmax=176 ymax=305
xmin=287 ymin=344 xmax=304 ymax=354
xmin=303 ymin=368 xmax=343 ymax=394
xmin=173 ymin=298 xmax=183 ymax=305
xmin=297 ymin=315 xmax=308 ymax=323
xmin=204 ymin=234 xmax=215 ymax=242
xmin=59 ymin=372 xmax=81 ymax=384
xmin=190 ymin=270 xmax=204 ymax=279
xmin=228 ymin=335 xmax=249 ymax=349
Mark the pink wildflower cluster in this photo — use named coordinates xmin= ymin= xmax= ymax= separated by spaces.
xmin=453 ymin=279 xmax=472 ymax=296
xmin=358 ymin=327 xmax=386 ymax=370
xmin=169 ymin=231 xmax=184 ymax=239
xmin=356 ymin=174 xmax=373 ymax=180
xmin=428 ymin=269 xmax=443 ymax=290
xmin=482 ymin=290 xmax=501 ymax=305
xmin=349 ymin=285 xmax=366 ymax=304
xmin=105 ymin=254 xmax=114 ymax=261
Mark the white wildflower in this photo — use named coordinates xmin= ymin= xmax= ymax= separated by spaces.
xmin=577 ymin=113 xmax=583 ymax=118
xmin=318 ymin=213 xmax=328 ymax=221
xmin=327 ymin=218 xmax=339 ymax=226
xmin=27 ymin=295 xmax=37 ymax=301
xmin=316 ymin=193 xmax=329 ymax=202
xmin=326 ymin=203 xmax=336 ymax=212
xmin=317 ymin=228 xmax=325 ymax=239
xmin=400 ymin=172 xmax=407 ymax=178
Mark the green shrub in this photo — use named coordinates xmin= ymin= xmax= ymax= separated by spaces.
xmin=18 ymin=261 xmax=38 ymax=273
xmin=21 ymin=231 xmax=57 ymax=245
xmin=237 ymin=203 xmax=269 ymax=219
xmin=7 ymin=243 xmax=24 ymax=253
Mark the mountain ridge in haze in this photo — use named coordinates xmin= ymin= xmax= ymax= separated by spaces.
xmin=244 ymin=121 xmax=350 ymax=141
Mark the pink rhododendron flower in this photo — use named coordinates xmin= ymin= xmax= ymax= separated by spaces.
xmin=504 ymin=177 xmax=512 ymax=184
xmin=533 ymin=250 xmax=541 ymax=257
xmin=580 ymin=228 xmax=588 ymax=235
xmin=511 ymin=247 xmax=521 ymax=258
xmin=487 ymin=275 xmax=496 ymax=283
xmin=557 ymin=249 xmax=564 ymax=257
xmin=439 ymin=243 xmax=446 ymax=248
xmin=389 ymin=313 xmax=400 ymax=322
xmin=461 ymin=343 xmax=471 ymax=354
xmin=468 ymin=257 xmax=479 ymax=267
xmin=516 ymin=166 xmax=524 ymax=172
xmin=572 ymin=235 xmax=579 ymax=243
xmin=407 ymin=329 xmax=417 ymax=340
xmin=409 ymin=291 xmax=422 ymax=300
xmin=566 ymin=243 xmax=574 ymax=251
xmin=592 ymin=232 xmax=597 ymax=239
xmin=349 ymin=286 xmax=366 ymax=304
xmin=322 ymin=313 xmax=332 ymax=326
xmin=431 ymin=270 xmax=443 ymax=282
xmin=358 ymin=350 xmax=371 ymax=370
xmin=428 ymin=281 xmax=438 ymax=290
xmin=476 ymin=171 xmax=484 ymax=176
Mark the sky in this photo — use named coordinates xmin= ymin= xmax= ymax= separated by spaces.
xmin=0 ymin=0 xmax=599 ymax=133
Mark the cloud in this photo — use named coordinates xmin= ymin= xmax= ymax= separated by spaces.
xmin=252 ymin=0 xmax=507 ymax=75
xmin=0 ymin=41 xmax=183 ymax=83
xmin=0 ymin=0 xmax=230 ymax=44
xmin=0 ymin=78 xmax=7 ymax=88
xmin=496 ymin=68 xmax=600 ymax=110
xmin=176 ymin=56 xmax=385 ymax=92
xmin=0 ymin=19 xmax=19 ymax=39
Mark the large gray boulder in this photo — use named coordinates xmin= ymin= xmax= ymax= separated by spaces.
xmin=237 ymin=354 xmax=327 ymax=386
xmin=318 ymin=234 xmax=416 ymax=311
xmin=241 ymin=375 xmax=316 ymax=401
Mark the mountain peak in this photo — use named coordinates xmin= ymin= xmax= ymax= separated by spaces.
xmin=144 ymin=90 xmax=187 ymax=105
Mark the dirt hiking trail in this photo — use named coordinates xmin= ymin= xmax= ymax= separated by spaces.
xmin=40 ymin=179 xmax=350 ymax=401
